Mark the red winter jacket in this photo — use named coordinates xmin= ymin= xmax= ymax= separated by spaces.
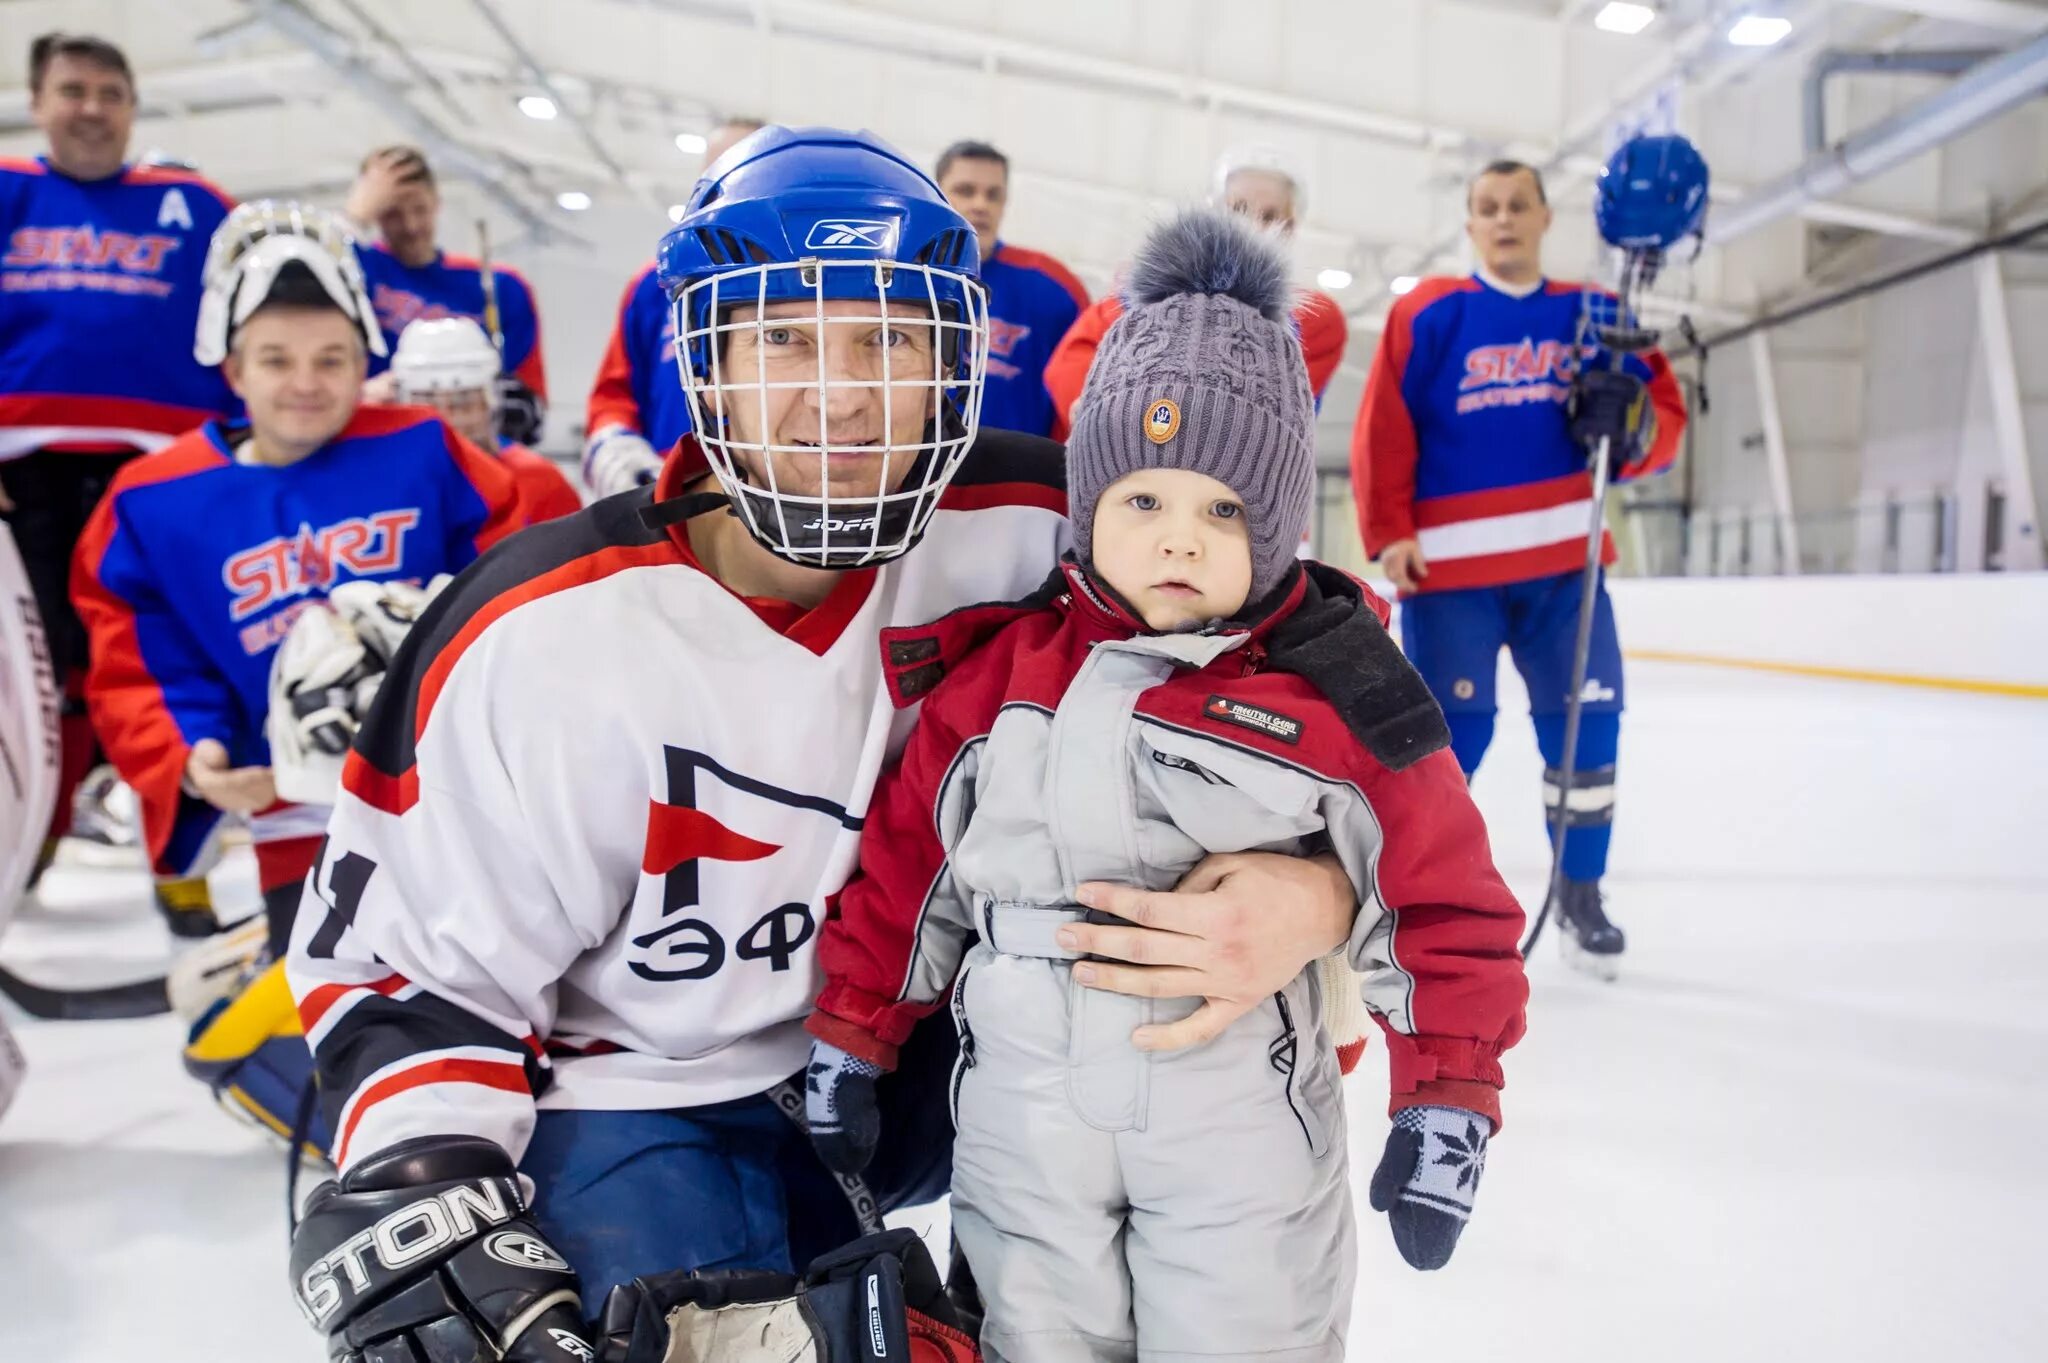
xmin=813 ymin=557 xmax=1529 ymax=1127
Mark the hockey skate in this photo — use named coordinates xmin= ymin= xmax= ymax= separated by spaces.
xmin=1556 ymin=879 xmax=1624 ymax=981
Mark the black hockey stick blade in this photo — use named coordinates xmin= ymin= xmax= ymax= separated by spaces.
xmin=0 ymin=963 xmax=171 ymax=1020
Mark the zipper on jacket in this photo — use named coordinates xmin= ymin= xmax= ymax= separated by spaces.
xmin=1240 ymin=642 xmax=1267 ymax=677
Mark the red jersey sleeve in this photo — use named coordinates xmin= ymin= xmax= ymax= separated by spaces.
xmin=1350 ymin=292 xmax=1427 ymax=556
xmin=1295 ymin=290 xmax=1350 ymax=400
xmin=585 ymin=272 xmax=646 ymax=440
xmin=438 ymin=425 xmax=528 ymax=551
xmin=1041 ymin=295 xmax=1123 ymax=443
xmin=1619 ymin=345 xmax=1687 ymax=481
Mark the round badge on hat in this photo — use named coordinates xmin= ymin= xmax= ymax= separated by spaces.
xmin=1145 ymin=398 xmax=1180 ymax=444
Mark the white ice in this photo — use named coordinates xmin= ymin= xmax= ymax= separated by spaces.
xmin=3 ymin=657 xmax=2045 ymax=1361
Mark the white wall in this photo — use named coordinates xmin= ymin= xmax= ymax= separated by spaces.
xmin=1608 ymin=574 xmax=2048 ymax=687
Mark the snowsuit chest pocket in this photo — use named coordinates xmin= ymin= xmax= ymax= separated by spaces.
xmin=1133 ymin=722 xmax=1326 ymax=863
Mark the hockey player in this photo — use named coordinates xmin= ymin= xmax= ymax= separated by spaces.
xmin=934 ymin=140 xmax=1088 ymax=438
xmin=1350 ymin=159 xmax=1687 ymax=969
xmin=284 ymin=128 xmax=1368 ymax=1362
xmin=583 ymin=116 xmax=768 ymax=497
xmin=804 ymin=210 xmax=1527 ymax=1362
xmin=343 ymin=145 xmax=548 ymax=438
xmin=1042 ymin=147 xmax=1348 ymax=435
xmin=389 ymin=316 xmax=582 ymax=523
xmin=1 ymin=33 xmax=238 ymax=931
xmin=69 ymin=202 xmax=523 ymax=1135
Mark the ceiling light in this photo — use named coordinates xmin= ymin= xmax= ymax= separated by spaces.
xmin=1727 ymin=14 xmax=1792 ymax=46
xmin=1594 ymin=2 xmax=1657 ymax=35
xmin=675 ymin=132 xmax=709 ymax=155
xmin=1390 ymin=275 xmax=1419 ymax=296
xmin=668 ymin=203 xmax=688 ymax=223
xmin=1317 ymin=268 xmax=1354 ymax=290
xmin=517 ymin=94 xmax=558 ymax=121
xmin=556 ymin=190 xmax=592 ymax=211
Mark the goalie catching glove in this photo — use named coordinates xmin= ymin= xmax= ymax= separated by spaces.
xmin=267 ymin=576 xmax=450 ymax=804
xmin=291 ymin=1135 xmax=596 ymax=1363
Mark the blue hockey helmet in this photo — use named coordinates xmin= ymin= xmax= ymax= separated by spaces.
xmin=1593 ymin=134 xmax=1710 ymax=252
xmin=655 ymin=126 xmax=990 ymax=568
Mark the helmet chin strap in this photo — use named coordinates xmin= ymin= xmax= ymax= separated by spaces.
xmin=637 ymin=489 xmax=731 ymax=533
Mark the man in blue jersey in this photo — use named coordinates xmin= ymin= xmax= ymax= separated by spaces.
xmin=933 ymin=139 xmax=1088 ymax=439
xmin=1 ymin=32 xmax=238 ymax=931
xmin=342 ymin=146 xmax=548 ymax=439
xmin=1350 ymin=158 xmax=1687 ymax=973
xmin=583 ymin=115 xmax=769 ymax=498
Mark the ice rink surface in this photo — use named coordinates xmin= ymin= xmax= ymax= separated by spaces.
xmin=3 ymin=656 xmax=2044 ymax=1361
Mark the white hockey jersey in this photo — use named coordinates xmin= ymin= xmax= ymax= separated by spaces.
xmin=285 ymin=434 xmax=1068 ymax=1172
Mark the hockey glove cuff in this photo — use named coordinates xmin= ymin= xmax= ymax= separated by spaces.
xmin=805 ymin=1039 xmax=885 ymax=1176
xmin=1368 ymin=1104 xmax=1492 ymax=1271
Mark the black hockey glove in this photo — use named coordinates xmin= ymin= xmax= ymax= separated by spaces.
xmin=1368 ymin=1105 xmax=1491 ymax=1271
xmin=1567 ymin=367 xmax=1653 ymax=464
xmin=804 ymin=1039 xmax=884 ymax=1175
xmin=496 ymin=375 xmax=547 ymax=447
xmin=290 ymin=1135 xmax=595 ymax=1362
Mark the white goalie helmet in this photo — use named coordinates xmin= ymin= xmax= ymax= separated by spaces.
xmin=390 ymin=317 xmax=502 ymax=398
xmin=194 ymin=201 xmax=386 ymax=366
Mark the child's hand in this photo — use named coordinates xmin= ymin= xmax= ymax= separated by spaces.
xmin=1369 ymin=1105 xmax=1491 ymax=1270
xmin=1065 ymin=850 xmax=1354 ymax=1053
xmin=805 ymin=1039 xmax=884 ymax=1175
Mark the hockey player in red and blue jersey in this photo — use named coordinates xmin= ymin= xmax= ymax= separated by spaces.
xmin=343 ymin=147 xmax=548 ymax=422
xmin=0 ymin=34 xmax=239 ymax=915
xmin=1350 ymin=159 xmax=1686 ymax=968
xmin=934 ymin=140 xmax=1088 ymax=438
xmin=583 ymin=118 xmax=769 ymax=499
xmin=72 ymin=202 xmax=524 ymax=960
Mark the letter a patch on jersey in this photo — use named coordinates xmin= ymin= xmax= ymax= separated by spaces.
xmin=158 ymin=187 xmax=194 ymax=231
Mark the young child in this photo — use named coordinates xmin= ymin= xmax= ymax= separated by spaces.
xmin=805 ymin=208 xmax=1529 ymax=1363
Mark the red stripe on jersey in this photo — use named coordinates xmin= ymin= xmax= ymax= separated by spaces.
xmin=333 ymin=1056 xmax=532 ymax=1167
xmin=0 ymin=392 xmax=222 ymax=441
xmin=643 ymin=802 xmax=783 ymax=875
xmin=1412 ymin=471 xmax=1592 ymax=528
xmin=939 ymin=479 xmax=1066 ymax=515
xmin=1410 ymin=534 xmax=1616 ymax=594
xmin=297 ymin=972 xmax=412 ymax=1035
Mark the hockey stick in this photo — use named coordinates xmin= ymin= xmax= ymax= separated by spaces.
xmin=1518 ymin=430 xmax=1614 ymax=961
xmin=476 ymin=217 xmax=505 ymax=356
xmin=0 ymin=962 xmax=170 ymax=1020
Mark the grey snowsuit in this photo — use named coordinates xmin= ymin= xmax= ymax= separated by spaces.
xmin=813 ymin=562 xmax=1528 ymax=1363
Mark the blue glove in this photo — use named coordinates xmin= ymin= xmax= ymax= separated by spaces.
xmin=1368 ymin=1105 xmax=1491 ymax=1270
xmin=1568 ymin=367 xmax=1652 ymax=463
xmin=805 ymin=1039 xmax=884 ymax=1175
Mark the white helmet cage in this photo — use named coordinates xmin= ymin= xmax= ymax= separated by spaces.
xmin=390 ymin=316 xmax=502 ymax=399
xmin=671 ymin=258 xmax=991 ymax=570
xmin=194 ymin=201 xmax=386 ymax=367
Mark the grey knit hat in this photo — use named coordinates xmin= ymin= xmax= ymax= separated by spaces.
xmin=1068 ymin=207 xmax=1316 ymax=605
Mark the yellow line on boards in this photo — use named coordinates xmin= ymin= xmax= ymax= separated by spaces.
xmin=1624 ymin=649 xmax=2048 ymax=700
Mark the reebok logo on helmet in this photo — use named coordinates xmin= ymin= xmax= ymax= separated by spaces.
xmin=804 ymin=219 xmax=897 ymax=250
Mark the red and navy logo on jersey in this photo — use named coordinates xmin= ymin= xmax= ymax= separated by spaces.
xmin=630 ymin=745 xmax=864 ymax=984
xmin=223 ymin=510 xmax=422 ymax=624
xmin=1455 ymin=337 xmax=1576 ymax=416
xmin=4 ymin=225 xmax=184 ymax=298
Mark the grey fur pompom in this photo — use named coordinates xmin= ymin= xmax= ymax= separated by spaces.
xmin=1122 ymin=207 xmax=1292 ymax=323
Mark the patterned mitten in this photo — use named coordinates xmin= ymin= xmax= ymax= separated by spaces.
xmin=1368 ymin=1105 xmax=1491 ymax=1270
xmin=805 ymin=1039 xmax=884 ymax=1175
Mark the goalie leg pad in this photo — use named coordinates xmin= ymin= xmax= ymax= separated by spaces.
xmin=182 ymin=959 xmax=331 ymax=1158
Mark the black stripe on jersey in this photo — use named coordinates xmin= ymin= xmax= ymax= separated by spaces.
xmin=952 ymin=427 xmax=1067 ymax=494
xmin=312 ymin=991 xmax=551 ymax=1138
xmin=353 ymin=487 xmax=667 ymax=782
